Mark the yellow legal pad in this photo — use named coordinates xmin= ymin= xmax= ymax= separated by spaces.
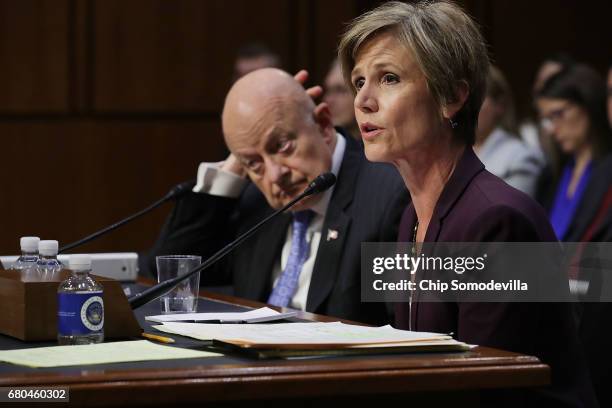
xmin=0 ymin=340 xmax=220 ymax=368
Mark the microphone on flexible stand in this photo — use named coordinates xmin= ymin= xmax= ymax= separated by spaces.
xmin=58 ymin=180 xmax=195 ymax=254
xmin=128 ymin=172 xmax=337 ymax=309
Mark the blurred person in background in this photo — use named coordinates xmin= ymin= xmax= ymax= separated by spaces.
xmin=608 ymin=64 xmax=612 ymax=126
xmin=536 ymin=62 xmax=612 ymax=408
xmin=521 ymin=54 xmax=576 ymax=167
xmin=535 ymin=64 xmax=612 ymax=242
xmin=232 ymin=42 xmax=281 ymax=81
xmin=532 ymin=54 xmax=576 ymax=96
xmin=474 ymin=65 xmax=544 ymax=196
xmin=323 ymin=58 xmax=360 ymax=139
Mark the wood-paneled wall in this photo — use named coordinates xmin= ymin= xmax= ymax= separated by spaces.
xmin=0 ymin=0 xmax=609 ymax=255
xmin=465 ymin=0 xmax=612 ymax=118
xmin=0 ymin=0 xmax=356 ymax=255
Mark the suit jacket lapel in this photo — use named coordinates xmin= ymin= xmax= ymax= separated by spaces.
xmin=306 ymin=137 xmax=359 ymax=313
xmin=426 ymin=147 xmax=485 ymax=241
xmin=411 ymin=147 xmax=485 ymax=327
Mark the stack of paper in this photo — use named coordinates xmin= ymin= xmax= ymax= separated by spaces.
xmin=152 ymin=321 xmax=471 ymax=358
xmin=145 ymin=307 xmax=297 ymax=324
xmin=0 ymin=340 xmax=220 ymax=368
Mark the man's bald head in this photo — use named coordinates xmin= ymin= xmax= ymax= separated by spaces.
xmin=221 ymin=68 xmax=336 ymax=211
xmin=222 ymin=68 xmax=316 ymax=149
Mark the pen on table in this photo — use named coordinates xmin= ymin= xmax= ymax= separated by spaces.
xmin=142 ymin=332 xmax=175 ymax=344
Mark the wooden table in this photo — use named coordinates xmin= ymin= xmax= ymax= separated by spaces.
xmin=0 ymin=287 xmax=550 ymax=407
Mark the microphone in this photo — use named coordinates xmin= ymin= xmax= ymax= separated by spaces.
xmin=59 ymin=180 xmax=195 ymax=254
xmin=128 ymin=172 xmax=336 ymax=309
xmin=304 ymin=172 xmax=336 ymax=195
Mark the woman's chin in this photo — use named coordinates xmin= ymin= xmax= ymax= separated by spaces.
xmin=364 ymin=143 xmax=393 ymax=163
xmin=559 ymin=142 xmax=576 ymax=155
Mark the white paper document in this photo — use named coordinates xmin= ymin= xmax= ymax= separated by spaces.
xmin=0 ymin=340 xmax=220 ymax=368
xmin=153 ymin=321 xmax=462 ymax=347
xmin=145 ymin=307 xmax=297 ymax=324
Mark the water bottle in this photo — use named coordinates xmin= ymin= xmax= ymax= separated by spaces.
xmin=57 ymin=255 xmax=104 ymax=345
xmin=36 ymin=240 xmax=63 ymax=280
xmin=11 ymin=236 xmax=40 ymax=270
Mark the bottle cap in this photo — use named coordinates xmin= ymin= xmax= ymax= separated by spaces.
xmin=69 ymin=254 xmax=92 ymax=269
xmin=20 ymin=236 xmax=40 ymax=252
xmin=38 ymin=240 xmax=59 ymax=256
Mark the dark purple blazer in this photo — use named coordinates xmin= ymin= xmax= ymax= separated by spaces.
xmin=396 ymin=147 xmax=597 ymax=407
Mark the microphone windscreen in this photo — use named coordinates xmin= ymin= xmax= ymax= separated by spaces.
xmin=306 ymin=172 xmax=336 ymax=195
xmin=168 ymin=180 xmax=196 ymax=199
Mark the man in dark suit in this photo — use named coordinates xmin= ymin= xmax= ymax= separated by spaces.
xmin=141 ymin=68 xmax=408 ymax=325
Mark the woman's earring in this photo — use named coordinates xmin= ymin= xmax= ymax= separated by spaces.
xmin=449 ymin=118 xmax=458 ymax=129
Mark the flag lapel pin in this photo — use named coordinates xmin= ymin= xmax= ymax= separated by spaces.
xmin=326 ymin=229 xmax=339 ymax=241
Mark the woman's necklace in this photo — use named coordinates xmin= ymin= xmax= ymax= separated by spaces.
xmin=411 ymin=220 xmax=419 ymax=255
xmin=409 ymin=219 xmax=419 ymax=331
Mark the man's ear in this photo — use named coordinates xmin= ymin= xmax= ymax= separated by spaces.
xmin=442 ymin=80 xmax=470 ymax=120
xmin=313 ymin=102 xmax=335 ymax=142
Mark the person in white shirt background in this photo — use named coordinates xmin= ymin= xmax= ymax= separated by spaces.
xmin=474 ymin=65 xmax=544 ymax=197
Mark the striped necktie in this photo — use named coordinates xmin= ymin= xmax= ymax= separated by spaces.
xmin=267 ymin=210 xmax=315 ymax=307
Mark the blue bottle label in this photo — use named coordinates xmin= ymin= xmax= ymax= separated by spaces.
xmin=58 ymin=292 xmax=104 ymax=335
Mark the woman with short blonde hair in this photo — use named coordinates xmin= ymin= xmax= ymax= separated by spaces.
xmin=339 ymin=1 xmax=595 ymax=406
xmin=339 ymin=0 xmax=489 ymax=145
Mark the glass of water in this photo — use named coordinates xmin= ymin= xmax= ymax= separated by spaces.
xmin=156 ymin=255 xmax=201 ymax=314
